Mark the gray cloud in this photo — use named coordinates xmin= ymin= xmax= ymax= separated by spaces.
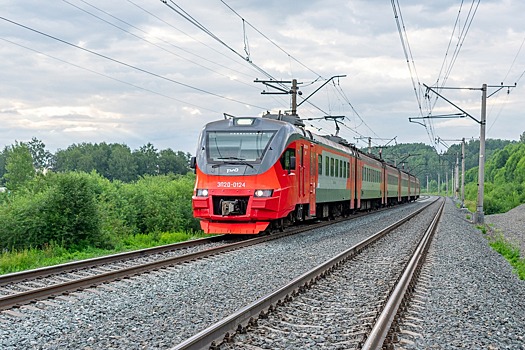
xmin=0 ymin=0 xmax=524 ymax=154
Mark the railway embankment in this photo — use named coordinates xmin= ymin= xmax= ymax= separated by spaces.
xmin=485 ymin=203 xmax=525 ymax=256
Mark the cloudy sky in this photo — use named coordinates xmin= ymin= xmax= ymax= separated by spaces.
xmin=1 ymin=0 xmax=524 ymax=155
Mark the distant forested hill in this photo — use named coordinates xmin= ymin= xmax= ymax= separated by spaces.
xmin=464 ymin=142 xmax=525 ymax=214
xmin=366 ymin=137 xmax=524 ymax=214
xmin=364 ymin=138 xmax=516 ymax=194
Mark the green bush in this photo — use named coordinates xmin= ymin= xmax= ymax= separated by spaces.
xmin=0 ymin=172 xmax=103 ymax=251
xmin=0 ymin=171 xmax=200 ymax=253
xmin=121 ymin=174 xmax=199 ymax=235
xmin=0 ymin=190 xmax=47 ymax=250
xmin=88 ymin=172 xmax=137 ymax=243
xmin=41 ymin=172 xmax=102 ymax=249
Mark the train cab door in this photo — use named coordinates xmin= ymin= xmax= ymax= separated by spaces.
xmin=309 ymin=144 xmax=316 ymax=216
xmin=408 ymin=176 xmax=412 ymax=199
xmin=349 ymin=156 xmax=355 ymax=210
xmin=397 ymin=169 xmax=402 ymax=203
xmin=381 ymin=163 xmax=388 ymax=206
xmin=355 ymin=158 xmax=362 ymax=209
xmin=298 ymin=143 xmax=316 ymax=218
xmin=298 ymin=144 xmax=305 ymax=200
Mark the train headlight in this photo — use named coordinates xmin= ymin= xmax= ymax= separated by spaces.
xmin=254 ymin=189 xmax=273 ymax=197
xmin=234 ymin=118 xmax=255 ymax=126
xmin=196 ymin=189 xmax=209 ymax=197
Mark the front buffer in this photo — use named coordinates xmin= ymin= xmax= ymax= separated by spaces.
xmin=192 ymin=171 xmax=291 ymax=234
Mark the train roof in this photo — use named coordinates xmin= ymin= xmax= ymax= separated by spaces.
xmin=203 ymin=114 xmax=304 ymax=135
xmin=200 ymin=114 xmax=416 ymax=177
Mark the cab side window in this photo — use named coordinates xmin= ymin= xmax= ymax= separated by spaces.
xmin=280 ymin=148 xmax=295 ymax=171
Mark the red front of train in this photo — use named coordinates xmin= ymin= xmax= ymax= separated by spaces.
xmin=191 ymin=115 xmax=306 ymax=234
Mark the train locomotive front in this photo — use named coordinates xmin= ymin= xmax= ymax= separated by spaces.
xmin=191 ymin=115 xmax=304 ymax=234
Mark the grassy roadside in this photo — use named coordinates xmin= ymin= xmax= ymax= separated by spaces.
xmin=464 ymin=201 xmax=525 ymax=280
xmin=482 ymin=228 xmax=525 ymax=280
xmin=0 ymin=231 xmax=207 ymax=275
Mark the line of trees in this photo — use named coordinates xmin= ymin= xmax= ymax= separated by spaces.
xmin=465 ymin=141 xmax=525 ymax=214
xmin=0 ymin=138 xmax=192 ymax=184
xmin=375 ymin=138 xmax=517 ymax=193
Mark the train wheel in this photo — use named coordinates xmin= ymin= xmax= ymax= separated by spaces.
xmin=288 ymin=212 xmax=296 ymax=225
xmin=278 ymin=218 xmax=284 ymax=232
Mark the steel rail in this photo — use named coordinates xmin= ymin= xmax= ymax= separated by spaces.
xmin=0 ymin=235 xmax=227 ymax=286
xmin=170 ymin=198 xmax=438 ymax=350
xmin=0 ymin=199 xmax=428 ymax=311
xmin=361 ymin=197 xmax=445 ymax=350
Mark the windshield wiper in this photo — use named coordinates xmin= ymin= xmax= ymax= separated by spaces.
xmin=212 ymin=158 xmax=254 ymax=169
xmin=217 ymin=156 xmax=246 ymax=160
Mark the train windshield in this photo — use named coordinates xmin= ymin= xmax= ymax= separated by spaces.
xmin=207 ymin=131 xmax=276 ymax=162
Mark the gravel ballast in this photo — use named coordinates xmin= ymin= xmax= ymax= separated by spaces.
xmin=0 ymin=202 xmax=428 ymax=349
xmin=1 ymin=197 xmax=524 ymax=349
xmin=220 ymin=201 xmax=442 ymax=349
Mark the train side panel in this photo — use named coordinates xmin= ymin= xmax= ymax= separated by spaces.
xmin=316 ymin=150 xmax=351 ymax=202
xmin=400 ymin=171 xmax=409 ymax=202
xmin=385 ymin=164 xmax=400 ymax=205
xmin=357 ymin=154 xmax=383 ymax=209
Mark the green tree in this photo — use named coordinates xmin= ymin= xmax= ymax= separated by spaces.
xmin=54 ymin=143 xmax=91 ymax=173
xmin=134 ymin=143 xmax=159 ymax=176
xmin=0 ymin=146 xmax=8 ymax=184
xmin=108 ymin=144 xmax=137 ymax=182
xmin=157 ymin=149 xmax=190 ymax=175
xmin=464 ymin=142 xmax=525 ymax=214
xmin=53 ymin=142 xmax=110 ymax=176
xmin=53 ymin=145 xmax=78 ymax=172
xmin=174 ymin=151 xmax=191 ymax=175
xmin=27 ymin=137 xmax=53 ymax=172
xmin=90 ymin=142 xmax=111 ymax=178
xmin=3 ymin=142 xmax=35 ymax=190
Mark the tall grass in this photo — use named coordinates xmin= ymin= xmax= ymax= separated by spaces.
xmin=0 ymin=231 xmax=207 ymax=275
xmin=488 ymin=234 xmax=525 ymax=280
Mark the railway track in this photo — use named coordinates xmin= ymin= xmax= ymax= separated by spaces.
xmin=0 ymin=235 xmax=239 ymax=310
xmin=171 ymin=197 xmax=442 ymax=350
xmin=0 ymin=203 xmax=404 ymax=311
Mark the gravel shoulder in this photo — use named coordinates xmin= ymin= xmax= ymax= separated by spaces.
xmin=485 ymin=203 xmax=525 ymax=255
xmin=401 ymin=198 xmax=525 ymax=349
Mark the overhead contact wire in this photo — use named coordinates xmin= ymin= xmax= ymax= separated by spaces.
xmin=161 ymin=0 xmax=284 ymax=87
xmin=218 ymin=0 xmax=324 ymax=80
xmin=0 ymin=37 xmax=221 ymax=114
xmin=391 ymin=0 xmax=435 ymax=148
xmin=126 ymin=0 xmax=256 ymax=74
xmin=0 ymin=16 xmax=267 ymax=110
xmin=64 ymin=0 xmax=259 ymax=90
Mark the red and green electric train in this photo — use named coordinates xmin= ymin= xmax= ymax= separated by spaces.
xmin=191 ymin=113 xmax=420 ymax=234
